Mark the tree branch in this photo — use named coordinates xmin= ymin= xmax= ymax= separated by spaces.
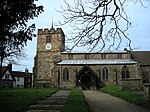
xmin=58 ymin=0 xmax=146 ymax=51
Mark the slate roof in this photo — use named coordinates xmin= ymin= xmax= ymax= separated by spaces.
xmin=12 ymin=71 xmax=32 ymax=78
xmin=1 ymin=66 xmax=7 ymax=73
xmin=0 ymin=66 xmax=7 ymax=79
xmin=0 ymin=65 xmax=32 ymax=81
xmin=57 ymin=59 xmax=137 ymax=65
xmin=131 ymin=51 xmax=150 ymax=66
xmin=0 ymin=66 xmax=15 ymax=81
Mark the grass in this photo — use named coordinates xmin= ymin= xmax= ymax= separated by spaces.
xmin=99 ymin=85 xmax=150 ymax=110
xmin=60 ymin=88 xmax=89 ymax=112
xmin=0 ymin=88 xmax=57 ymax=112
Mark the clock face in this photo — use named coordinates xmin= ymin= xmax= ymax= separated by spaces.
xmin=45 ymin=43 xmax=52 ymax=50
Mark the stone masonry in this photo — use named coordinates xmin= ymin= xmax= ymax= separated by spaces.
xmin=33 ymin=27 xmax=144 ymax=90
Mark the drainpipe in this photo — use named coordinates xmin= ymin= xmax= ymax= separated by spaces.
xmin=60 ymin=64 xmax=62 ymax=86
xmin=115 ymin=70 xmax=118 ymax=85
xmin=0 ymin=41 xmax=4 ymax=76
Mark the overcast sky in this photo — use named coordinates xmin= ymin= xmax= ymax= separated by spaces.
xmin=12 ymin=0 xmax=150 ymax=72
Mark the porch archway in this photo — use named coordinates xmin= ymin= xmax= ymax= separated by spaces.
xmin=76 ymin=65 xmax=97 ymax=90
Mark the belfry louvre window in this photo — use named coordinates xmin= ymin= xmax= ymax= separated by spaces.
xmin=63 ymin=68 xmax=69 ymax=81
xmin=68 ymin=54 xmax=73 ymax=60
xmin=102 ymin=67 xmax=108 ymax=79
xmin=85 ymin=54 xmax=90 ymax=59
xmin=122 ymin=66 xmax=129 ymax=79
xmin=117 ymin=54 xmax=122 ymax=59
xmin=46 ymin=36 xmax=51 ymax=43
xmin=101 ymin=54 xmax=106 ymax=59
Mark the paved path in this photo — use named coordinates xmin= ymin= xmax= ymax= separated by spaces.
xmin=83 ymin=90 xmax=150 ymax=112
xmin=25 ymin=90 xmax=70 ymax=112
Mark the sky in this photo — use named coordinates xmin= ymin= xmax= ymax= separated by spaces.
xmin=12 ymin=0 xmax=150 ymax=72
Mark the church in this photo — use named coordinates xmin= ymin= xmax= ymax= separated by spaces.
xmin=33 ymin=27 xmax=150 ymax=90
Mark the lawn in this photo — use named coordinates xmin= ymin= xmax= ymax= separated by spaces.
xmin=0 ymin=88 xmax=57 ymax=112
xmin=99 ymin=85 xmax=150 ymax=110
xmin=60 ymin=88 xmax=89 ymax=112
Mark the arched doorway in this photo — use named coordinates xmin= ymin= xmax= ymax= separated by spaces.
xmin=76 ymin=66 xmax=97 ymax=90
xmin=82 ymin=75 xmax=91 ymax=90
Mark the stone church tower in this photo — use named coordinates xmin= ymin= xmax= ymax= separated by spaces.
xmin=33 ymin=27 xmax=148 ymax=90
xmin=33 ymin=28 xmax=65 ymax=86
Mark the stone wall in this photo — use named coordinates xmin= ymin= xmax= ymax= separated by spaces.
xmin=57 ymin=64 xmax=139 ymax=88
xmin=140 ymin=66 xmax=150 ymax=83
xmin=33 ymin=28 xmax=65 ymax=86
xmin=61 ymin=52 xmax=130 ymax=60
xmin=33 ymin=28 xmax=141 ymax=89
xmin=121 ymin=78 xmax=142 ymax=90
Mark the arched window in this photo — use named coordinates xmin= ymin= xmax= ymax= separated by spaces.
xmin=46 ymin=36 xmax=51 ymax=43
xmin=102 ymin=67 xmax=108 ymax=79
xmin=122 ymin=66 xmax=129 ymax=79
xmin=63 ymin=68 xmax=69 ymax=81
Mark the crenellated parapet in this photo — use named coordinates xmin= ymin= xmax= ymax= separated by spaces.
xmin=38 ymin=28 xmax=65 ymax=36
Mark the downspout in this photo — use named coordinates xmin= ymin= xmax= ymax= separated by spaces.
xmin=60 ymin=64 xmax=62 ymax=86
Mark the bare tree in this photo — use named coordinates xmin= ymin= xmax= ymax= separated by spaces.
xmin=58 ymin=0 xmax=147 ymax=51
xmin=2 ymin=50 xmax=27 ymax=65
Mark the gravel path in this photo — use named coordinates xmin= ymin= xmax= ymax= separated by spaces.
xmin=83 ymin=90 xmax=150 ymax=112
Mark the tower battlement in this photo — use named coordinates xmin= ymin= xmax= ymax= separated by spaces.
xmin=38 ymin=28 xmax=64 ymax=35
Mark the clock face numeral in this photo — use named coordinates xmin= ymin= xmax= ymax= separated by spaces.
xmin=45 ymin=43 xmax=52 ymax=50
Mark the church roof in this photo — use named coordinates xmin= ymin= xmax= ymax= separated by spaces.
xmin=57 ymin=59 xmax=137 ymax=65
xmin=12 ymin=71 xmax=32 ymax=78
xmin=131 ymin=51 xmax=150 ymax=66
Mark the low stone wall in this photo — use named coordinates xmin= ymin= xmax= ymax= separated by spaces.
xmin=121 ymin=78 xmax=142 ymax=90
xmin=0 ymin=80 xmax=13 ymax=88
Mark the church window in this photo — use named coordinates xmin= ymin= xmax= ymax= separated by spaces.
xmin=46 ymin=36 xmax=51 ymax=43
xmin=5 ymin=74 xmax=9 ymax=80
xmin=117 ymin=54 xmax=122 ymax=59
xmin=17 ymin=77 xmax=20 ymax=81
xmin=101 ymin=54 xmax=107 ymax=59
xmin=122 ymin=66 xmax=129 ymax=79
xmin=102 ymin=67 xmax=108 ymax=79
xmin=68 ymin=54 xmax=73 ymax=60
xmin=28 ymin=78 xmax=31 ymax=83
xmin=63 ymin=68 xmax=69 ymax=81
xmin=85 ymin=54 xmax=90 ymax=59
